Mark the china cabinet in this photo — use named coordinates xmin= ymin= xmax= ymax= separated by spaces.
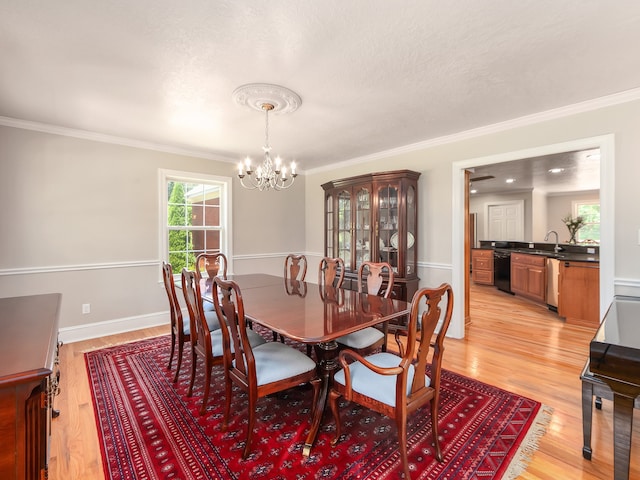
xmin=321 ymin=170 xmax=420 ymax=302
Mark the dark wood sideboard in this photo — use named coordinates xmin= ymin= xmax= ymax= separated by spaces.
xmin=0 ymin=294 xmax=61 ymax=480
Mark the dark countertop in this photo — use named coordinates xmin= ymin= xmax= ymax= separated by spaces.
xmin=476 ymin=241 xmax=600 ymax=263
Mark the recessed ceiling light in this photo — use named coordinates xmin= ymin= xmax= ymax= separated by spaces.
xmin=505 ymin=178 xmax=515 ymax=183
xmin=548 ymin=168 xmax=564 ymax=174
xmin=470 ymin=189 xmax=477 ymax=194
xmin=587 ymin=153 xmax=601 ymax=160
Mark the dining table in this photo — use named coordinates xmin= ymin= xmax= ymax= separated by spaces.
xmin=199 ymin=273 xmax=411 ymax=456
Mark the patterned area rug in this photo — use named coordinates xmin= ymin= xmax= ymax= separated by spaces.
xmin=86 ymin=334 xmax=551 ymax=479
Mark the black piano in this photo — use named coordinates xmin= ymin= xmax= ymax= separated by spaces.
xmin=590 ymin=295 xmax=640 ymax=480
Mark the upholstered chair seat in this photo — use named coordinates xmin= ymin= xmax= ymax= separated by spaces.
xmin=334 ymin=328 xmax=385 ymax=350
xmin=250 ymin=342 xmax=318 ymax=386
xmin=333 ymin=352 xmax=417 ymax=407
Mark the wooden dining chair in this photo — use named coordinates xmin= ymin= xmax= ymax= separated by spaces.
xmin=195 ymin=252 xmax=228 ymax=280
xmin=213 ymin=276 xmax=321 ymax=459
xmin=163 ymin=261 xmax=221 ymax=383
xmin=278 ymin=254 xmax=309 ymax=343
xmin=318 ymin=257 xmax=345 ymax=288
xmin=195 ymin=253 xmax=228 ymax=312
xmin=162 ymin=261 xmax=190 ymax=382
xmin=284 ymin=253 xmax=307 ymax=282
xmin=181 ymin=269 xmax=265 ymax=414
xmin=329 ymin=283 xmax=454 ymax=479
xmin=336 ymin=261 xmax=395 ymax=356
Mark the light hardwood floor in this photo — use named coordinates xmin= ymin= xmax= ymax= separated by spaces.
xmin=49 ymin=282 xmax=639 ymax=479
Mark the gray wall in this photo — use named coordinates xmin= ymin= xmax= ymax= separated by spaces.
xmin=0 ymin=125 xmax=305 ymax=340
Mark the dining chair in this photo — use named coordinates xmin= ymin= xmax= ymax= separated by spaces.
xmin=318 ymin=257 xmax=345 ymax=288
xmin=162 ymin=261 xmax=189 ymax=382
xmin=182 ymin=268 xmax=265 ymax=415
xmin=195 ymin=253 xmax=228 ymax=312
xmin=163 ymin=261 xmax=221 ymax=383
xmin=329 ymin=283 xmax=454 ymax=479
xmin=195 ymin=252 xmax=228 ymax=281
xmin=212 ymin=276 xmax=321 ymax=459
xmin=284 ymin=253 xmax=307 ymax=282
xmin=278 ymin=254 xmax=309 ymax=343
xmin=335 ymin=261 xmax=395 ymax=356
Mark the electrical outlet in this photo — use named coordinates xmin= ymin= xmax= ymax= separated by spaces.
xmin=82 ymin=303 xmax=91 ymax=314
xmin=587 ymin=247 xmax=595 ymax=254
xmin=528 ymin=243 xmax=534 ymax=248
xmin=491 ymin=242 xmax=495 ymax=246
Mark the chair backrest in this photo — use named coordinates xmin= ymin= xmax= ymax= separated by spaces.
xmin=212 ymin=277 xmax=255 ymax=385
xmin=403 ymin=283 xmax=454 ymax=398
xmin=181 ymin=269 xmax=210 ymax=349
xmin=161 ymin=261 xmax=183 ymax=331
xmin=195 ymin=253 xmax=228 ymax=281
xmin=318 ymin=257 xmax=345 ymax=288
xmin=284 ymin=254 xmax=307 ymax=282
xmin=357 ymin=261 xmax=395 ymax=298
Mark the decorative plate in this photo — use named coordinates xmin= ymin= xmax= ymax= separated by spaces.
xmin=390 ymin=232 xmax=415 ymax=249
xmin=379 ymin=238 xmax=385 ymax=249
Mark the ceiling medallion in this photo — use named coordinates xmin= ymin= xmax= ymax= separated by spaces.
xmin=233 ymin=84 xmax=301 ymax=191
xmin=232 ymin=83 xmax=301 ymax=114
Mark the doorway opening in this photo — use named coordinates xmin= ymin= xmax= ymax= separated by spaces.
xmin=450 ymin=135 xmax=614 ymax=339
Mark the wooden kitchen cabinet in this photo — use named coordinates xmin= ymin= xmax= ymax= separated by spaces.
xmin=471 ymin=248 xmax=494 ymax=285
xmin=511 ymin=253 xmax=547 ymax=303
xmin=559 ymin=260 xmax=600 ymax=326
xmin=0 ymin=294 xmax=60 ymax=480
xmin=322 ymin=170 xmax=420 ymax=302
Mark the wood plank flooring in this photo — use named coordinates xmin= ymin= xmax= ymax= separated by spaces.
xmin=48 ymin=283 xmax=638 ymax=479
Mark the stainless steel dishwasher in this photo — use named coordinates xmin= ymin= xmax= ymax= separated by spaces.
xmin=546 ymin=257 xmax=560 ymax=311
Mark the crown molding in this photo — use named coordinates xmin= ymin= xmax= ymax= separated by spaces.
xmin=0 ymin=116 xmax=238 ymax=163
xmin=306 ymin=87 xmax=640 ymax=174
xmin=3 ymin=87 xmax=640 ymax=174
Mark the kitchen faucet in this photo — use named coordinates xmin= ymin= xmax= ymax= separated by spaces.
xmin=544 ymin=230 xmax=563 ymax=253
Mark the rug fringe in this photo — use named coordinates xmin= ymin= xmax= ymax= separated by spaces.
xmin=502 ymin=404 xmax=554 ymax=480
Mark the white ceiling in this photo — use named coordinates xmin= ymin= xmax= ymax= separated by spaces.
xmin=469 ymin=148 xmax=601 ymax=195
xmin=1 ymin=1 xmax=640 ymax=173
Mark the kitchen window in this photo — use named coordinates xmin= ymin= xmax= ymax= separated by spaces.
xmin=575 ymin=201 xmax=600 ymax=244
xmin=160 ymin=169 xmax=232 ymax=274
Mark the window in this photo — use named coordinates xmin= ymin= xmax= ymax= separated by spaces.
xmin=574 ymin=201 xmax=600 ymax=244
xmin=160 ymin=170 xmax=232 ymax=273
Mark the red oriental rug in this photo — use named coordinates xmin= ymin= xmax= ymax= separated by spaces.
xmin=85 ymin=335 xmax=551 ymax=480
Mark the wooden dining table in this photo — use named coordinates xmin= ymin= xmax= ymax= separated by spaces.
xmin=200 ymin=273 xmax=411 ymax=456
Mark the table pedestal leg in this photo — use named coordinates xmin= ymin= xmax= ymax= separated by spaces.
xmin=303 ymin=340 xmax=339 ymax=457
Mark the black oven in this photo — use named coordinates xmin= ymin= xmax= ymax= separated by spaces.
xmin=493 ymin=249 xmax=513 ymax=294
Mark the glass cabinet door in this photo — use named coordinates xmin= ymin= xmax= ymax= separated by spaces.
xmin=325 ymin=194 xmax=334 ymax=257
xmin=406 ymin=185 xmax=417 ymax=276
xmin=354 ymin=187 xmax=371 ymax=270
xmin=337 ymin=190 xmax=351 ymax=266
xmin=377 ymin=185 xmax=399 ymax=273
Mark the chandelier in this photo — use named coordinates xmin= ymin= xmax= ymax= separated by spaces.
xmin=233 ymin=84 xmax=301 ymax=191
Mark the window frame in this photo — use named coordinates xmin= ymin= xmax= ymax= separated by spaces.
xmin=573 ymin=200 xmax=600 ymax=244
xmin=159 ymin=169 xmax=233 ymax=274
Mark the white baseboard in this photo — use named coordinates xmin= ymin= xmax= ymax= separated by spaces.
xmin=59 ymin=311 xmax=169 ymax=344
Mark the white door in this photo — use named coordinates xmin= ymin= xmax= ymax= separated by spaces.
xmin=487 ymin=201 xmax=524 ymax=240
